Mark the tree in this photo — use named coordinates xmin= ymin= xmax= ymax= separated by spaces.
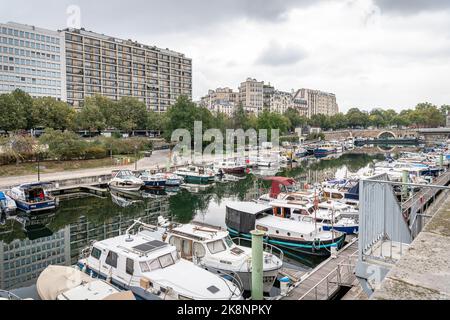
xmin=164 ymin=95 xmax=200 ymax=141
xmin=11 ymin=89 xmax=34 ymax=130
xmin=257 ymin=111 xmax=290 ymax=138
xmin=76 ymin=102 xmax=106 ymax=133
xmin=369 ymin=109 xmax=387 ymax=128
xmin=232 ymin=103 xmax=250 ymax=130
xmin=39 ymin=129 xmax=87 ymax=160
xmin=0 ymin=93 xmax=27 ymax=133
xmin=346 ymin=108 xmax=369 ymax=129
xmin=284 ymin=108 xmax=307 ymax=131
xmin=32 ymin=97 xmax=76 ymax=130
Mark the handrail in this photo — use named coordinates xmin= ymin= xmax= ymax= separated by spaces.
xmin=0 ymin=290 xmax=22 ymax=300
xmin=232 ymin=237 xmax=284 ymax=262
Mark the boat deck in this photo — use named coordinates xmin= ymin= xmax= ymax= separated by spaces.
xmin=280 ymin=237 xmax=359 ymax=300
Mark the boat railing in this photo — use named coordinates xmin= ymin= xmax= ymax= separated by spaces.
xmin=0 ymin=290 xmax=22 ymax=300
xmin=232 ymin=237 xmax=284 ymax=262
xmin=126 ymin=219 xmax=158 ymax=236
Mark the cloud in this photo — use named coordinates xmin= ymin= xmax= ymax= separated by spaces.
xmin=374 ymin=0 xmax=450 ymax=14
xmin=256 ymin=41 xmax=307 ymax=66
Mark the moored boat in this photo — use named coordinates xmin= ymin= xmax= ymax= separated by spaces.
xmin=174 ymin=166 xmax=216 ymax=184
xmin=109 ymin=170 xmax=144 ymax=193
xmin=138 ymin=171 xmax=167 ymax=189
xmin=78 ymin=220 xmax=243 ymax=300
xmin=0 ymin=191 xmax=17 ymax=215
xmin=160 ymin=222 xmax=283 ymax=293
xmin=36 ymin=265 xmax=134 ymax=300
xmin=225 ymin=202 xmax=346 ymax=257
xmin=7 ymin=183 xmax=57 ymax=214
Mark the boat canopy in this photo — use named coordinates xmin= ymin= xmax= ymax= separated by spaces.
xmin=36 ymin=265 xmax=93 ymax=300
xmin=263 ymin=177 xmax=297 ymax=198
xmin=0 ymin=192 xmax=6 ymax=201
xmin=225 ymin=202 xmax=272 ymax=234
xmin=18 ymin=182 xmax=52 ymax=190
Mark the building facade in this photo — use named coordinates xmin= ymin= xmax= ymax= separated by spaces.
xmin=0 ymin=22 xmax=66 ymax=100
xmin=267 ymin=90 xmax=294 ymax=114
xmin=239 ymin=78 xmax=264 ymax=114
xmin=295 ymin=88 xmax=339 ymax=118
xmin=62 ymin=28 xmax=192 ymax=112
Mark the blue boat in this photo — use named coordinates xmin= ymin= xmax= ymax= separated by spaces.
xmin=314 ymin=143 xmax=337 ymax=157
xmin=7 ymin=183 xmax=57 ymax=214
xmin=137 ymin=171 xmax=166 ymax=189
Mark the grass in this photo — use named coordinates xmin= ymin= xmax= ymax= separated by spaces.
xmin=0 ymin=155 xmax=139 ymax=177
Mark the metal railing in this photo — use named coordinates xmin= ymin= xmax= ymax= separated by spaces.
xmin=232 ymin=237 xmax=284 ymax=262
xmin=298 ymin=253 xmax=358 ymax=300
xmin=0 ymin=290 xmax=22 ymax=300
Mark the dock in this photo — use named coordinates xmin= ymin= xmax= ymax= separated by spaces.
xmin=280 ymin=237 xmax=359 ymax=300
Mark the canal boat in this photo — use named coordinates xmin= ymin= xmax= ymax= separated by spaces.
xmin=37 ymin=265 xmax=134 ymax=300
xmin=215 ymin=160 xmax=246 ymax=175
xmin=313 ymin=143 xmax=337 ymax=157
xmin=78 ymin=220 xmax=243 ymax=300
xmin=295 ymin=147 xmax=309 ymax=158
xmin=138 ymin=171 xmax=167 ymax=189
xmin=225 ymin=202 xmax=346 ymax=257
xmin=109 ymin=170 xmax=144 ymax=192
xmin=174 ymin=165 xmax=216 ymax=184
xmin=268 ymin=199 xmax=359 ymax=235
xmin=7 ymin=183 xmax=58 ymax=214
xmin=329 ymin=141 xmax=344 ymax=153
xmin=0 ymin=191 xmax=16 ymax=215
xmin=160 ymin=222 xmax=283 ymax=293
xmin=164 ymin=173 xmax=184 ymax=187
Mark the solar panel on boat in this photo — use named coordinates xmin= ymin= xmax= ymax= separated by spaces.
xmin=133 ymin=240 xmax=168 ymax=254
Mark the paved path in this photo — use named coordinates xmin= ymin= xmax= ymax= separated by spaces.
xmin=0 ymin=149 xmax=271 ymax=189
xmin=0 ymin=150 xmax=171 ymax=189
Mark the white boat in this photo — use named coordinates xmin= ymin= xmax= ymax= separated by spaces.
xmin=329 ymin=141 xmax=344 ymax=153
xmin=109 ymin=170 xmax=144 ymax=192
xmin=226 ymin=202 xmax=346 ymax=257
xmin=78 ymin=220 xmax=243 ymax=300
xmin=36 ymin=265 xmax=134 ymax=300
xmin=160 ymin=222 xmax=283 ymax=293
xmin=215 ymin=159 xmax=246 ymax=175
xmin=268 ymin=199 xmax=359 ymax=235
xmin=137 ymin=171 xmax=167 ymax=188
xmin=0 ymin=191 xmax=16 ymax=215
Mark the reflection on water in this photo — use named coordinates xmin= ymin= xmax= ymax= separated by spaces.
xmin=0 ymin=153 xmax=384 ymax=291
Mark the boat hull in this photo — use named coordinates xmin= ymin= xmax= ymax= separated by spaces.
xmin=314 ymin=148 xmax=336 ymax=157
xmin=322 ymin=225 xmax=359 ymax=235
xmin=142 ymin=180 xmax=166 ymax=188
xmin=204 ymin=265 xmax=280 ymax=293
xmin=221 ymin=167 xmax=246 ymax=175
xmin=228 ymin=228 xmax=346 ymax=257
xmin=183 ymin=175 xmax=215 ymax=184
xmin=14 ymin=199 xmax=56 ymax=214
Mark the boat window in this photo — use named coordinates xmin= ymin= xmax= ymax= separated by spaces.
xmin=159 ymin=254 xmax=175 ymax=268
xmin=169 ymin=236 xmax=182 ymax=252
xmin=193 ymin=243 xmax=206 ymax=258
xmin=140 ymin=261 xmax=150 ymax=273
xmin=171 ymin=251 xmax=180 ymax=262
xmin=207 ymin=240 xmax=227 ymax=254
xmin=126 ymin=258 xmax=134 ymax=275
xmin=224 ymin=236 xmax=234 ymax=248
xmin=91 ymin=247 xmax=101 ymax=260
xmin=148 ymin=259 xmax=161 ymax=271
xmin=105 ymin=251 xmax=118 ymax=268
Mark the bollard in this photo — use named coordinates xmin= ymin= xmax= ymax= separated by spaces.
xmin=251 ymin=230 xmax=264 ymax=301
xmin=402 ymin=170 xmax=409 ymax=198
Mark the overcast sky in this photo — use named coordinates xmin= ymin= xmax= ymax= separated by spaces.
xmin=1 ymin=0 xmax=450 ymax=112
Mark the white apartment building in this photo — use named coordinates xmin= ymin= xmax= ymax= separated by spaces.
xmin=267 ymin=90 xmax=294 ymax=114
xmin=294 ymin=88 xmax=339 ymax=118
xmin=0 ymin=22 xmax=66 ymax=100
xmin=239 ymin=78 xmax=264 ymax=114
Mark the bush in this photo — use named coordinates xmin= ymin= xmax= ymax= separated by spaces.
xmin=84 ymin=146 xmax=108 ymax=160
xmin=40 ymin=129 xmax=88 ymax=160
xmin=98 ymin=137 xmax=153 ymax=155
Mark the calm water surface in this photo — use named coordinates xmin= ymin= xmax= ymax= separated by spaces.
xmin=0 ymin=153 xmax=384 ymax=294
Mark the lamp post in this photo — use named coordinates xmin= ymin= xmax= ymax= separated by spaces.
xmin=134 ymin=146 xmax=138 ymax=171
xmin=37 ymin=151 xmax=41 ymax=182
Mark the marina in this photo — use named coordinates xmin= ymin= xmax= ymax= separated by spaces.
xmin=1 ymin=140 xmax=449 ymax=300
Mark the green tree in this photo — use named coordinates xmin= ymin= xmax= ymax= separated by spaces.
xmin=39 ymin=129 xmax=87 ymax=160
xmin=284 ymin=108 xmax=307 ymax=131
xmin=0 ymin=93 xmax=27 ymax=133
xmin=76 ymin=102 xmax=106 ymax=133
xmin=11 ymin=89 xmax=34 ymax=130
xmin=164 ymin=96 xmax=200 ymax=140
xmin=346 ymin=108 xmax=369 ymax=128
xmin=257 ymin=111 xmax=290 ymax=138
xmin=32 ymin=97 xmax=76 ymax=130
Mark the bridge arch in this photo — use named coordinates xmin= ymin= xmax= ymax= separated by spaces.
xmin=378 ymin=131 xmax=397 ymax=139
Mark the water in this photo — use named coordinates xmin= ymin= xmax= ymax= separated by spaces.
xmin=0 ymin=152 xmax=384 ymax=294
